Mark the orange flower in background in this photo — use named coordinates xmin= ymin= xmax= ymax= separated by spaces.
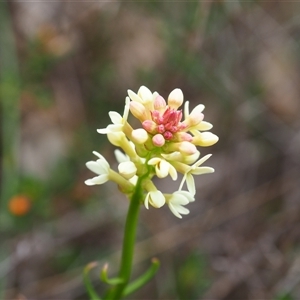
xmin=8 ymin=195 xmax=31 ymax=216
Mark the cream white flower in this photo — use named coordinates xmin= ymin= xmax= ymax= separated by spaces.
xmin=97 ymin=97 xmax=130 ymax=134
xmin=192 ymin=131 xmax=219 ymax=147
xmin=85 ymin=150 xmax=135 ymax=193
xmin=148 ymin=157 xmax=177 ymax=180
xmin=118 ymin=161 xmax=137 ymax=179
xmin=85 ymin=151 xmax=110 ymax=186
xmin=179 ymin=154 xmax=214 ymax=195
xmin=184 ymin=101 xmax=214 ymax=131
xmin=166 ymin=190 xmax=195 ymax=218
xmin=131 ymin=128 xmax=149 ymax=144
xmin=144 ymin=190 xmax=165 ymax=209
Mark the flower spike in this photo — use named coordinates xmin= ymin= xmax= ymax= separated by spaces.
xmin=85 ymin=86 xmax=218 ymax=218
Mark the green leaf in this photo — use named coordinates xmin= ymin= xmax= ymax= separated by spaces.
xmin=123 ymin=258 xmax=160 ymax=297
xmin=83 ymin=262 xmax=102 ymax=300
xmin=100 ymin=263 xmax=124 ymax=285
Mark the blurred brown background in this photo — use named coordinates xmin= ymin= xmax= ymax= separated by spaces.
xmin=0 ymin=1 xmax=300 ymax=299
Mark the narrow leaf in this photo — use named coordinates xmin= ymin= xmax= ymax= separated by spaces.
xmin=100 ymin=263 xmax=124 ymax=285
xmin=83 ymin=262 xmax=102 ymax=300
xmin=123 ymin=258 xmax=160 ymax=297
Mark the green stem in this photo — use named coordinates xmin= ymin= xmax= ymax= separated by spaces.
xmin=108 ymin=178 xmax=143 ymax=300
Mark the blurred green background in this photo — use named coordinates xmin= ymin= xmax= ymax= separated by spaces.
xmin=1 ymin=1 xmax=300 ymax=299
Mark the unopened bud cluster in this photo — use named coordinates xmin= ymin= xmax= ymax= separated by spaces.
xmin=85 ymin=86 xmax=218 ymax=218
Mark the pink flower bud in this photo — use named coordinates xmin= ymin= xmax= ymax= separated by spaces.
xmin=163 ymin=131 xmax=173 ymax=140
xmin=178 ymin=141 xmax=197 ymax=155
xmin=168 ymin=88 xmax=184 ymax=109
xmin=152 ymin=134 xmax=165 ymax=147
xmin=175 ymin=132 xmax=193 ymax=142
xmin=157 ymin=124 xmax=165 ymax=133
xmin=142 ymin=120 xmax=157 ymax=134
xmin=151 ymin=110 xmax=161 ymax=124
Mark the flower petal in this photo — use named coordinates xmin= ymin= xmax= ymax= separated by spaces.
xmin=186 ymin=173 xmax=196 ymax=195
xmin=177 ymin=190 xmax=195 ymax=202
xmin=118 ymin=161 xmax=137 ymax=179
xmin=138 ymin=86 xmax=153 ymax=103
xmin=195 ymin=121 xmax=213 ymax=131
xmin=168 ymin=88 xmax=183 ymax=109
xmin=144 ymin=193 xmax=150 ymax=209
xmin=175 ymin=205 xmax=190 ymax=215
xmin=168 ymin=202 xmax=182 ymax=219
xmin=183 ymin=151 xmax=200 ymax=165
xmin=194 ymin=154 xmax=212 ymax=167
xmin=85 ymin=174 xmax=109 ymax=185
xmin=128 ymin=89 xmax=143 ymax=103
xmin=123 ymin=97 xmax=130 ymax=122
xmin=161 ymin=151 xmax=182 ymax=161
xmin=114 ymin=149 xmax=129 ymax=163
xmin=190 ymin=104 xmax=205 ymax=115
xmin=107 ymin=132 xmax=125 ymax=147
xmin=92 ymin=151 xmax=106 ymax=160
xmin=109 ymin=111 xmax=122 ymax=124
xmin=170 ymin=194 xmax=189 ymax=205
xmin=192 ymin=166 xmax=214 ymax=175
xmin=184 ymin=101 xmax=190 ymax=119
xmin=86 ymin=161 xmax=108 ymax=175
xmin=169 ymin=164 xmax=178 ymax=181
xmin=149 ymin=191 xmax=165 ymax=208
xmin=156 ymin=160 xmax=169 ymax=178
xmin=148 ymin=157 xmax=161 ymax=165
xmin=97 ymin=124 xmax=123 ymax=134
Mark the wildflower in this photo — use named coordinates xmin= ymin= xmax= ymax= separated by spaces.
xmin=86 ymin=86 xmax=218 ymax=218
xmin=148 ymin=157 xmax=177 ymax=180
xmin=192 ymin=131 xmax=219 ymax=147
xmin=97 ymin=97 xmax=130 ymax=135
xmin=118 ymin=161 xmax=137 ymax=179
xmin=85 ymin=151 xmax=110 ymax=186
xmin=85 ymin=151 xmax=134 ymax=193
xmin=131 ymin=128 xmax=149 ymax=144
xmin=144 ymin=191 xmax=165 ymax=209
xmin=178 ymin=154 xmax=215 ymax=195
xmin=165 ymin=191 xmax=195 ymax=219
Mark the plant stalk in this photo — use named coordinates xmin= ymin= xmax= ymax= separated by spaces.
xmin=108 ymin=178 xmax=143 ymax=300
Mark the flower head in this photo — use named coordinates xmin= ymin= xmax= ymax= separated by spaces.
xmin=85 ymin=86 xmax=218 ymax=218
